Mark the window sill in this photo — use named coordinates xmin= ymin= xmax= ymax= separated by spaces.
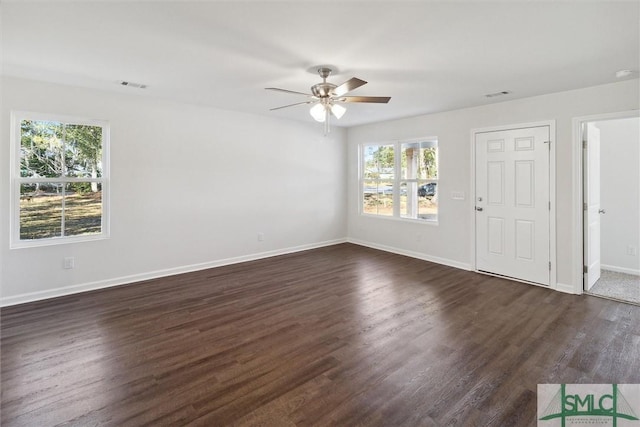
xmin=10 ymin=233 xmax=109 ymax=250
xmin=359 ymin=213 xmax=439 ymax=226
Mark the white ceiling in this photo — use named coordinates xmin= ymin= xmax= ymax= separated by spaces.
xmin=2 ymin=1 xmax=638 ymax=127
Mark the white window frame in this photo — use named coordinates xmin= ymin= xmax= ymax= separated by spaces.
xmin=359 ymin=137 xmax=439 ymax=223
xmin=10 ymin=111 xmax=110 ymax=248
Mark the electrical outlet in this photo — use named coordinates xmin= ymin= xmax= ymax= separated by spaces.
xmin=257 ymin=232 xmax=264 ymax=242
xmin=627 ymin=246 xmax=638 ymax=256
xmin=64 ymin=257 xmax=75 ymax=269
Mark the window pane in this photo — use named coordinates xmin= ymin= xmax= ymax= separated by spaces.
xmin=64 ymin=183 xmax=103 ymax=236
xmin=65 ymin=124 xmax=103 ymax=178
xmin=20 ymin=120 xmax=64 ymax=178
xmin=401 ymin=140 xmax=437 ymax=180
xmin=363 ymin=180 xmax=393 ymax=216
xmin=401 ymin=182 xmax=438 ymax=221
xmin=363 ymin=145 xmax=394 ymax=179
xmin=19 ymin=183 xmax=63 ymax=239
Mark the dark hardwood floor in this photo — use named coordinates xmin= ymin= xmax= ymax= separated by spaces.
xmin=2 ymin=243 xmax=639 ymax=426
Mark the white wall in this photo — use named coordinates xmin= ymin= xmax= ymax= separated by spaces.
xmin=597 ymin=117 xmax=640 ymax=274
xmin=347 ymin=79 xmax=639 ymax=290
xmin=3 ymin=77 xmax=638 ymax=305
xmin=0 ymin=76 xmax=347 ymax=305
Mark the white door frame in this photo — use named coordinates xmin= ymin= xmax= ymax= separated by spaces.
xmin=470 ymin=120 xmax=557 ymax=290
xmin=571 ymin=110 xmax=640 ymax=295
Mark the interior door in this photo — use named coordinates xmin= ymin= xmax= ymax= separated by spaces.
xmin=584 ymin=123 xmax=601 ymax=290
xmin=475 ymin=126 xmax=550 ymax=285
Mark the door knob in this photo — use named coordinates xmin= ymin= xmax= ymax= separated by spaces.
xmin=598 ymin=209 xmax=606 ymax=214
xmin=476 ymin=207 xmax=483 ymax=211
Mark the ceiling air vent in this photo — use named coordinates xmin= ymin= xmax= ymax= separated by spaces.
xmin=120 ymin=81 xmax=147 ymax=89
xmin=485 ymin=91 xmax=511 ymax=98
xmin=615 ymin=69 xmax=634 ymax=79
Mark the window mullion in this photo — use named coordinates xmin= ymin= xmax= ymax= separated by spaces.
xmin=59 ymin=124 xmax=66 ymax=238
xmin=393 ymin=142 xmax=400 ymax=217
xmin=17 ymin=177 xmax=104 ymax=184
xmin=60 ymin=182 xmax=66 ymax=238
xmin=61 ymin=123 xmax=67 ymax=178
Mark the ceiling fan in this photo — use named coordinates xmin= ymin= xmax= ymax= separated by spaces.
xmin=266 ymin=67 xmax=391 ymax=134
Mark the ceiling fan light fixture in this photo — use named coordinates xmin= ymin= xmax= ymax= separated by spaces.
xmin=330 ymin=103 xmax=346 ymax=119
xmin=310 ymin=103 xmax=326 ymax=122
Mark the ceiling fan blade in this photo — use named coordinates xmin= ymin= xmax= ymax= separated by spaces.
xmin=265 ymin=87 xmax=313 ymax=97
xmin=340 ymin=96 xmax=391 ymax=103
xmin=269 ymin=101 xmax=314 ymax=111
xmin=333 ymin=78 xmax=367 ymax=96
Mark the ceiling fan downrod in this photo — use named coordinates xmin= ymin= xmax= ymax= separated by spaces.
xmin=312 ymin=68 xmax=338 ymax=99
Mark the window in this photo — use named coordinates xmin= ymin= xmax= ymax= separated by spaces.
xmin=11 ymin=112 xmax=109 ymax=247
xmin=361 ymin=138 xmax=438 ymax=222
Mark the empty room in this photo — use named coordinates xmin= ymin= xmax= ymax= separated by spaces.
xmin=1 ymin=1 xmax=639 ymax=426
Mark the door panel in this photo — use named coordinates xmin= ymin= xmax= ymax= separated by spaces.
xmin=584 ymin=123 xmax=601 ymax=290
xmin=488 ymin=217 xmax=505 ymax=255
xmin=487 ymin=162 xmax=505 ymax=205
xmin=515 ymin=161 xmax=534 ymax=207
xmin=475 ymin=126 xmax=550 ymax=285
xmin=515 ymin=220 xmax=534 ymax=260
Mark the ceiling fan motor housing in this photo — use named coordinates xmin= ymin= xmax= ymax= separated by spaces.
xmin=311 ymin=82 xmax=337 ymax=98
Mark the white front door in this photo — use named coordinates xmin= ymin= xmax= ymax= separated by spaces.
xmin=584 ymin=123 xmax=601 ymax=290
xmin=475 ymin=126 xmax=550 ymax=285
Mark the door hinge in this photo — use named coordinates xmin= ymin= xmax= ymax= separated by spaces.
xmin=583 ymin=140 xmax=587 ymax=149
xmin=548 ymin=201 xmax=551 ymax=210
xmin=583 ymin=202 xmax=588 ymax=211
xmin=583 ymin=265 xmax=588 ymax=273
xmin=549 ymin=262 xmax=552 ymax=271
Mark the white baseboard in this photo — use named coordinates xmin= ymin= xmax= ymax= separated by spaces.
xmin=347 ymin=238 xmax=472 ymax=271
xmin=555 ymin=282 xmax=578 ymax=294
xmin=0 ymin=238 xmax=347 ymax=307
xmin=347 ymin=239 xmax=583 ymax=295
xmin=601 ymin=264 xmax=640 ymax=276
